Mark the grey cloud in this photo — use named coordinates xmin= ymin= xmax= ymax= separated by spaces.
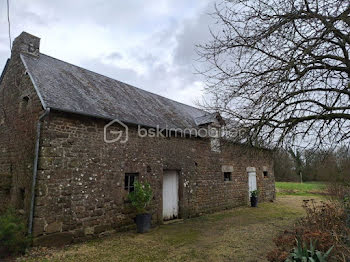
xmin=174 ymin=6 xmax=217 ymax=66
xmin=18 ymin=11 xmax=48 ymax=26
xmin=0 ymin=51 xmax=9 ymax=71
xmin=0 ymin=0 xmax=219 ymax=106
xmin=106 ymin=52 xmax=123 ymax=61
xmin=73 ymin=1 xmax=218 ymax=104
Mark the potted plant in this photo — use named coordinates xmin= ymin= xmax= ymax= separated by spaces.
xmin=128 ymin=181 xmax=153 ymax=233
xmin=250 ymin=190 xmax=259 ymax=207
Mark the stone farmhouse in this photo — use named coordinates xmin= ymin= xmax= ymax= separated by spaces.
xmin=0 ymin=32 xmax=275 ymax=245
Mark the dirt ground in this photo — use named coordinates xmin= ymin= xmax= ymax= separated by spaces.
xmin=19 ymin=195 xmax=316 ymax=262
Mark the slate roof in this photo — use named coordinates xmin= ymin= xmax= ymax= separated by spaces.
xmin=194 ymin=112 xmax=225 ymax=126
xmin=21 ymin=53 xmax=218 ymax=129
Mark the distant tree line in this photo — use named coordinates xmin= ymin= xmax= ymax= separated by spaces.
xmin=274 ymin=146 xmax=350 ymax=182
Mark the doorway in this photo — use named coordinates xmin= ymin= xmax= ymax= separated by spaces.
xmin=162 ymin=170 xmax=179 ymax=220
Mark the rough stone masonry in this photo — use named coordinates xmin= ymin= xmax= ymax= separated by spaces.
xmin=0 ymin=32 xmax=275 ymax=246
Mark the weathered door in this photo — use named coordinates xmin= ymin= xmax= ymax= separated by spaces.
xmin=162 ymin=170 xmax=179 ymax=220
xmin=248 ymin=171 xmax=257 ymax=194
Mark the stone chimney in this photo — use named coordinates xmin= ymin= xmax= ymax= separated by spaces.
xmin=11 ymin=32 xmax=40 ymax=58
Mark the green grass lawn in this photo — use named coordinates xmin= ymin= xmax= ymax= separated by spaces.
xmin=19 ymin=196 xmax=309 ymax=262
xmin=275 ymin=181 xmax=327 ymax=196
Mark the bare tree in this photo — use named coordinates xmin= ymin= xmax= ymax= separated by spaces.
xmin=273 ymin=148 xmax=299 ymax=181
xmin=198 ymin=0 xmax=350 ymax=149
xmin=288 ymin=148 xmax=305 ymax=182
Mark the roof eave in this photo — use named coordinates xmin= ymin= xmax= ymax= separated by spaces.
xmin=49 ymin=107 xmax=209 ymax=139
xmin=20 ymin=53 xmax=47 ymax=110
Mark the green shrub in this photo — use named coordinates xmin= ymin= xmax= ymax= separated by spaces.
xmin=250 ymin=190 xmax=259 ymax=197
xmin=128 ymin=181 xmax=153 ymax=214
xmin=285 ymin=239 xmax=333 ymax=262
xmin=0 ymin=209 xmax=30 ymax=257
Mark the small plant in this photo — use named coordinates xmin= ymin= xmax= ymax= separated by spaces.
xmin=250 ymin=190 xmax=259 ymax=197
xmin=250 ymin=190 xmax=259 ymax=207
xmin=128 ymin=181 xmax=153 ymax=214
xmin=0 ymin=208 xmax=30 ymax=257
xmin=285 ymin=239 xmax=333 ymax=262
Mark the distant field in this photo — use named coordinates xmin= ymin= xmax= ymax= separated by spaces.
xmin=275 ymin=182 xmax=327 ymax=196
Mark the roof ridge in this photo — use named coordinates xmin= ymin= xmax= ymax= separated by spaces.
xmin=21 ymin=52 xmax=217 ymax=129
xmin=37 ymin=52 xmax=207 ymax=114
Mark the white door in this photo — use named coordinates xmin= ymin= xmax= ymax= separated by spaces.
xmin=248 ymin=171 xmax=257 ymax=194
xmin=162 ymin=170 xmax=179 ymax=220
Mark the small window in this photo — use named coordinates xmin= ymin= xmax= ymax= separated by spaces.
xmin=224 ymin=172 xmax=232 ymax=181
xmin=263 ymin=171 xmax=268 ymax=177
xmin=22 ymin=96 xmax=30 ymax=103
xmin=19 ymin=96 xmax=30 ymax=113
xmin=124 ymin=173 xmax=138 ymax=192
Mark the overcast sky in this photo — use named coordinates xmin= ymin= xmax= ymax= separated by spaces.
xmin=0 ymin=0 xmax=218 ymax=106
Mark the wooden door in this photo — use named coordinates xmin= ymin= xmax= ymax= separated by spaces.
xmin=162 ymin=170 xmax=179 ymax=220
xmin=248 ymin=171 xmax=257 ymax=194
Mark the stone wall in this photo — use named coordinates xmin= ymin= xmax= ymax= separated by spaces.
xmin=0 ymin=33 xmax=275 ymax=246
xmin=33 ymin=112 xmax=275 ymax=245
xmin=0 ymin=33 xmax=43 ymax=215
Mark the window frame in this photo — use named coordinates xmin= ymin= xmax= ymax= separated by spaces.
xmin=223 ymin=172 xmax=232 ymax=182
xmin=124 ymin=173 xmax=139 ymax=193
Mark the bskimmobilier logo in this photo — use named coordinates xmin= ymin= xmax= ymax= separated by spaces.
xmin=103 ymin=118 xmax=240 ymax=144
xmin=104 ymin=119 xmax=129 ymax=144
